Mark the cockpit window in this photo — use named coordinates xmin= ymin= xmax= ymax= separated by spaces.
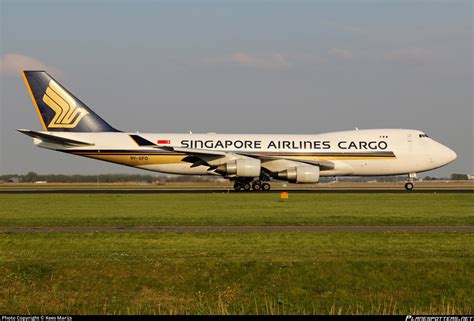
xmin=419 ymin=134 xmax=429 ymax=138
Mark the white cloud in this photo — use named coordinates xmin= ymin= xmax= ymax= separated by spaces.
xmin=383 ymin=48 xmax=431 ymax=62
xmin=0 ymin=53 xmax=60 ymax=75
xmin=212 ymin=52 xmax=291 ymax=69
xmin=328 ymin=48 xmax=353 ymax=60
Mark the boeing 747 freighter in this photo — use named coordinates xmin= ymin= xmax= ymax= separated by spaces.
xmin=18 ymin=71 xmax=457 ymax=191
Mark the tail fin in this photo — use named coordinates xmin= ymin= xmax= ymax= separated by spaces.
xmin=22 ymin=70 xmax=118 ymax=132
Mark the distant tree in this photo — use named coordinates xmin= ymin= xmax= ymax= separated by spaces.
xmin=23 ymin=171 xmax=38 ymax=182
xmin=450 ymin=173 xmax=468 ymax=180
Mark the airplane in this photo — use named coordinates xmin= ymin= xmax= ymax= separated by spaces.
xmin=18 ymin=70 xmax=457 ymax=191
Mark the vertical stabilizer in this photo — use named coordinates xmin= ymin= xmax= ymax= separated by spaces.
xmin=22 ymin=70 xmax=118 ymax=132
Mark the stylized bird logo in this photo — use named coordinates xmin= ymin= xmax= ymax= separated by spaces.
xmin=42 ymin=80 xmax=89 ymax=128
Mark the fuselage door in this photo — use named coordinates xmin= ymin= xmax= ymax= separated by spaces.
xmin=407 ymin=132 xmax=414 ymax=153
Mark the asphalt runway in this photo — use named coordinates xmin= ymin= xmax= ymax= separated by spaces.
xmin=0 ymin=189 xmax=473 ymax=194
xmin=1 ymin=225 xmax=473 ymax=233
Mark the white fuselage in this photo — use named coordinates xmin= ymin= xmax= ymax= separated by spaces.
xmin=36 ymin=128 xmax=457 ymax=178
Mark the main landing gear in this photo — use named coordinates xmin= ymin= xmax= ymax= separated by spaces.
xmin=404 ymin=173 xmax=416 ymax=191
xmin=234 ymin=178 xmax=271 ymax=192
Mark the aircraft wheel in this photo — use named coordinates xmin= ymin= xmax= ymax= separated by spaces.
xmin=404 ymin=182 xmax=414 ymax=191
xmin=233 ymin=183 xmax=242 ymax=191
xmin=243 ymin=183 xmax=252 ymax=191
xmin=262 ymin=183 xmax=271 ymax=191
xmin=252 ymin=181 xmax=262 ymax=191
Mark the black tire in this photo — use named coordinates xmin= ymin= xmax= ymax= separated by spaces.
xmin=262 ymin=183 xmax=271 ymax=191
xmin=243 ymin=183 xmax=252 ymax=191
xmin=252 ymin=182 xmax=262 ymax=191
xmin=405 ymin=182 xmax=414 ymax=191
xmin=234 ymin=183 xmax=242 ymax=191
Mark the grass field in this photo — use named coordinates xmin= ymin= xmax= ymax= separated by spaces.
xmin=1 ymin=232 xmax=472 ymax=314
xmin=0 ymin=193 xmax=472 ymax=314
xmin=0 ymin=193 xmax=472 ymax=227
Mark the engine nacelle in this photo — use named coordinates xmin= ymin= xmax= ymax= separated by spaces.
xmin=278 ymin=165 xmax=320 ymax=183
xmin=216 ymin=158 xmax=261 ymax=177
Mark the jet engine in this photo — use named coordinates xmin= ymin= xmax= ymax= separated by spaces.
xmin=278 ymin=165 xmax=320 ymax=183
xmin=216 ymin=158 xmax=261 ymax=177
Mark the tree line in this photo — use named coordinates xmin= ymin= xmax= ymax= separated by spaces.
xmin=0 ymin=172 xmax=470 ymax=183
xmin=1 ymin=172 xmax=160 ymax=183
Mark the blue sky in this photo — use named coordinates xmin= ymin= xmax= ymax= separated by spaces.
xmin=0 ymin=0 xmax=472 ymax=176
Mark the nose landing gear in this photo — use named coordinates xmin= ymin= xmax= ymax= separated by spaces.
xmin=404 ymin=173 xmax=416 ymax=191
xmin=404 ymin=182 xmax=414 ymax=191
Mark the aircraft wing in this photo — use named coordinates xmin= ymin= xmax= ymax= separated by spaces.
xmin=130 ymin=134 xmax=334 ymax=170
xmin=154 ymin=145 xmax=227 ymax=156
xmin=155 ymin=145 xmax=334 ymax=169
xmin=247 ymin=154 xmax=335 ymax=170
xmin=17 ymin=129 xmax=95 ymax=147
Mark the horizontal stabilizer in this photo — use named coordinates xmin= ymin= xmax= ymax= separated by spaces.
xmin=17 ymin=129 xmax=94 ymax=147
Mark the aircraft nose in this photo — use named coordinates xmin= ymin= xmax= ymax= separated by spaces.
xmin=446 ymin=147 xmax=457 ymax=163
xmin=438 ymin=144 xmax=457 ymax=165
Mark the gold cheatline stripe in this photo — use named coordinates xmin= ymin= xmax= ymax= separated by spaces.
xmin=71 ymin=152 xmax=185 ymax=156
xmin=70 ymin=151 xmax=395 ymax=157
xmin=70 ymin=154 xmax=396 ymax=162
xmin=265 ymin=153 xmax=395 ymax=157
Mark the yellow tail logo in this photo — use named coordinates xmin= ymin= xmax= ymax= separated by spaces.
xmin=42 ymin=80 xmax=89 ymax=128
